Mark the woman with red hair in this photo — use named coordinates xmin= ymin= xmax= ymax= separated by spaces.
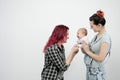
xmin=41 ymin=24 xmax=79 ymax=80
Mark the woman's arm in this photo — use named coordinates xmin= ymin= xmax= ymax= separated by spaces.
xmin=83 ymin=42 xmax=109 ymax=62
xmin=66 ymin=44 xmax=79 ymax=65
xmin=47 ymin=44 xmax=79 ymax=71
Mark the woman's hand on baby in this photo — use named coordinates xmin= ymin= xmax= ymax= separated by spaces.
xmin=71 ymin=44 xmax=79 ymax=54
xmin=80 ymin=41 xmax=90 ymax=53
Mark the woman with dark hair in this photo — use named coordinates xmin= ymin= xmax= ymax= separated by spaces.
xmin=41 ymin=24 xmax=79 ymax=80
xmin=81 ymin=10 xmax=111 ymax=80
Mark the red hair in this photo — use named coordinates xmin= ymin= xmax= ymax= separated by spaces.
xmin=43 ymin=24 xmax=69 ymax=53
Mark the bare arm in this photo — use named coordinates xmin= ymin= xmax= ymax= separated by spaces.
xmin=82 ymin=42 xmax=109 ymax=62
xmin=66 ymin=44 xmax=79 ymax=65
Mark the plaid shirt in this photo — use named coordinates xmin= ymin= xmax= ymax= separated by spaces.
xmin=41 ymin=43 xmax=70 ymax=80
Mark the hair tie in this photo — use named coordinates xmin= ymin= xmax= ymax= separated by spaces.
xmin=96 ymin=10 xmax=104 ymax=18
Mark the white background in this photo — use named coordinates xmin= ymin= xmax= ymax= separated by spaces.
xmin=0 ymin=0 xmax=120 ymax=80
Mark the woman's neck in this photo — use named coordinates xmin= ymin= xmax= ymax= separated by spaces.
xmin=95 ymin=28 xmax=106 ymax=41
xmin=57 ymin=42 xmax=63 ymax=48
xmin=98 ymin=28 xmax=106 ymax=36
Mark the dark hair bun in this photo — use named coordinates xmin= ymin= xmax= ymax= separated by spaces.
xmin=96 ymin=10 xmax=104 ymax=18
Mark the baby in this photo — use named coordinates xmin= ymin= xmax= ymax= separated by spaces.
xmin=77 ymin=28 xmax=88 ymax=48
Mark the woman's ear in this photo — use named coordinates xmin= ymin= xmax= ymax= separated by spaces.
xmin=97 ymin=23 xmax=102 ymax=28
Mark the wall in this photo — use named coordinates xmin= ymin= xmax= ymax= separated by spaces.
xmin=0 ymin=0 xmax=120 ymax=80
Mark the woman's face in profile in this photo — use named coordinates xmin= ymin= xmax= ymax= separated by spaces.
xmin=62 ymin=30 xmax=69 ymax=43
xmin=90 ymin=21 xmax=98 ymax=32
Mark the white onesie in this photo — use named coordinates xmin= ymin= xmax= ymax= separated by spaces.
xmin=77 ymin=36 xmax=89 ymax=48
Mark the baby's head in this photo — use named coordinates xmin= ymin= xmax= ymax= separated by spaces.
xmin=77 ymin=28 xmax=87 ymax=39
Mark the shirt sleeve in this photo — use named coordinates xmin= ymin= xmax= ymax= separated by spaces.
xmin=46 ymin=46 xmax=70 ymax=71
xmin=101 ymin=34 xmax=111 ymax=53
xmin=102 ymin=34 xmax=111 ymax=44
